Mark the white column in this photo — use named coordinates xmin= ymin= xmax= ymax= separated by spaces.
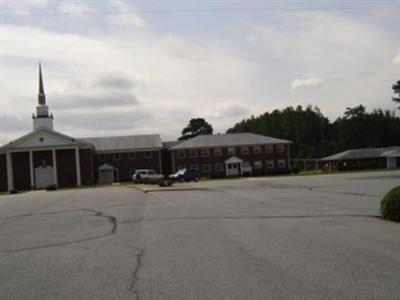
xmin=6 ymin=152 xmax=14 ymax=192
xmin=52 ymin=149 xmax=58 ymax=186
xmin=75 ymin=147 xmax=81 ymax=186
xmin=29 ymin=151 xmax=34 ymax=188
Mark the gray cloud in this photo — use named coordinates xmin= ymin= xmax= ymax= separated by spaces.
xmin=0 ymin=113 xmax=31 ymax=144
xmin=1 ymin=113 xmax=30 ymax=132
xmin=52 ymin=92 xmax=139 ymax=110
xmin=220 ymin=104 xmax=248 ymax=117
xmin=209 ymin=103 xmax=248 ymax=119
xmin=57 ymin=109 xmax=152 ymax=132
xmin=94 ymin=75 xmax=140 ymax=90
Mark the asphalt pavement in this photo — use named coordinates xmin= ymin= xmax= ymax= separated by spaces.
xmin=0 ymin=170 xmax=399 ymax=299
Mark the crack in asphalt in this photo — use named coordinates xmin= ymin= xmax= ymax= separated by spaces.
xmin=129 ymin=249 xmax=145 ymax=300
xmin=117 ymin=214 xmax=379 ymax=224
xmin=82 ymin=209 xmax=118 ymax=234
xmin=0 ymin=203 xmax=143 ymax=220
xmin=0 ymin=209 xmax=118 ymax=254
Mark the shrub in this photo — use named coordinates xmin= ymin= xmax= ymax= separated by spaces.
xmin=9 ymin=189 xmax=18 ymax=194
xmin=159 ymin=180 xmax=173 ymax=187
xmin=46 ymin=184 xmax=57 ymax=191
xmin=380 ymin=186 xmax=400 ymax=222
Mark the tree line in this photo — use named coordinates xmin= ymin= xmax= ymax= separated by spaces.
xmin=179 ymin=80 xmax=400 ymax=158
xmin=227 ymin=104 xmax=400 ymax=158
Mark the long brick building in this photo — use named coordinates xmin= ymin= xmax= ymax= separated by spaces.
xmin=0 ymin=65 xmax=292 ymax=192
xmin=169 ymin=133 xmax=291 ymax=177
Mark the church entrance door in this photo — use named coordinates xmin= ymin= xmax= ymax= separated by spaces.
xmin=35 ymin=166 xmax=55 ymax=188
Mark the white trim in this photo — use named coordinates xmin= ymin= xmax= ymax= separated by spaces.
xmin=6 ymin=152 xmax=14 ymax=191
xmin=52 ymin=149 xmax=58 ymax=186
xmin=1 ymin=128 xmax=79 ymax=151
xmin=29 ymin=151 xmax=34 ymax=188
xmin=75 ymin=147 xmax=81 ymax=186
xmin=3 ymin=146 xmax=81 ymax=153
xmin=93 ymin=147 xmax=163 ymax=154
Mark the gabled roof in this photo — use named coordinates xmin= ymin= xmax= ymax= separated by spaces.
xmin=321 ymin=146 xmax=400 ymax=161
xmin=170 ymin=133 xmax=291 ymax=150
xmin=98 ymin=163 xmax=114 ymax=170
xmin=79 ymin=134 xmax=163 ymax=152
xmin=0 ymin=127 xmax=88 ymax=152
xmin=225 ymin=156 xmax=243 ymax=163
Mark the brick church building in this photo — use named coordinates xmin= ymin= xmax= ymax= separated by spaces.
xmin=0 ymin=65 xmax=292 ymax=192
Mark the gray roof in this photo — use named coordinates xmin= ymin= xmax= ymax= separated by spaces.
xmin=170 ymin=133 xmax=291 ymax=150
xmin=321 ymin=146 xmax=400 ymax=161
xmin=79 ymin=134 xmax=162 ymax=152
xmin=163 ymin=141 xmax=183 ymax=149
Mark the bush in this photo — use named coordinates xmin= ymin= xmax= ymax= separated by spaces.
xmin=380 ymin=186 xmax=400 ymax=222
xmin=159 ymin=179 xmax=173 ymax=187
xmin=9 ymin=189 xmax=18 ymax=194
xmin=46 ymin=185 xmax=57 ymax=191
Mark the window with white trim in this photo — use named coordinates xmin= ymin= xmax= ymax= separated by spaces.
xmin=113 ymin=153 xmax=121 ymax=160
xmin=265 ymin=145 xmax=274 ymax=153
xmin=177 ymin=150 xmax=186 ymax=159
xmin=189 ymin=149 xmax=198 ymax=158
xmin=215 ymin=163 xmax=223 ymax=172
xmin=128 ymin=152 xmax=136 ymax=160
xmin=266 ymin=160 xmax=274 ymax=169
xmin=190 ymin=164 xmax=199 ymax=171
xmin=241 ymin=146 xmax=249 ymax=155
xmin=202 ymin=164 xmax=211 ymax=173
xmin=254 ymin=161 xmax=262 ymax=169
xmin=277 ymin=145 xmax=285 ymax=153
xmin=253 ymin=146 xmax=261 ymax=154
xmin=278 ymin=159 xmax=286 ymax=168
xmin=214 ymin=148 xmax=222 ymax=156
xmin=201 ymin=148 xmax=210 ymax=157
xmin=227 ymin=147 xmax=236 ymax=156
xmin=144 ymin=151 xmax=152 ymax=159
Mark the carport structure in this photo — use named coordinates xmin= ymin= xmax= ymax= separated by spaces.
xmin=321 ymin=146 xmax=400 ymax=171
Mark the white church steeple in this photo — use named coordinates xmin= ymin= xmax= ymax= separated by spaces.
xmin=33 ymin=62 xmax=54 ymax=130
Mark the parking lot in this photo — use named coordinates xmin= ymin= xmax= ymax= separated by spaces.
xmin=0 ymin=170 xmax=399 ymax=299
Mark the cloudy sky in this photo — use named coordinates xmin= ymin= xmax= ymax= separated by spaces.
xmin=1 ymin=0 xmax=399 ymax=144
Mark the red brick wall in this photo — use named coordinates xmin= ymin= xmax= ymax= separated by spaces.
xmin=80 ymin=149 xmax=94 ymax=186
xmin=33 ymin=150 xmax=53 ymax=168
xmin=94 ymin=150 xmax=161 ymax=182
xmin=56 ymin=149 xmax=77 ymax=188
xmin=12 ymin=152 xmax=31 ymax=190
xmin=172 ymin=144 xmax=290 ymax=177
xmin=0 ymin=154 xmax=7 ymax=192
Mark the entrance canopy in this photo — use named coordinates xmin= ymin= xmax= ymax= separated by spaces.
xmin=224 ymin=156 xmax=243 ymax=164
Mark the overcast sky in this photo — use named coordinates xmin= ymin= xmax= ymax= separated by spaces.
xmin=1 ymin=0 xmax=399 ymax=144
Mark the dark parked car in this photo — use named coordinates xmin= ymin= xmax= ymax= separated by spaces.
xmin=169 ymin=169 xmax=202 ymax=182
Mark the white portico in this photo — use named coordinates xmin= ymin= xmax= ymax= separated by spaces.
xmin=2 ymin=128 xmax=87 ymax=191
xmin=225 ymin=156 xmax=243 ymax=177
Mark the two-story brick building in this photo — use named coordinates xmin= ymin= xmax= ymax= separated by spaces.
xmin=169 ymin=133 xmax=292 ymax=177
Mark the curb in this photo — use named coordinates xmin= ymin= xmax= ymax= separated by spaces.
xmin=124 ymin=184 xmax=209 ymax=193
